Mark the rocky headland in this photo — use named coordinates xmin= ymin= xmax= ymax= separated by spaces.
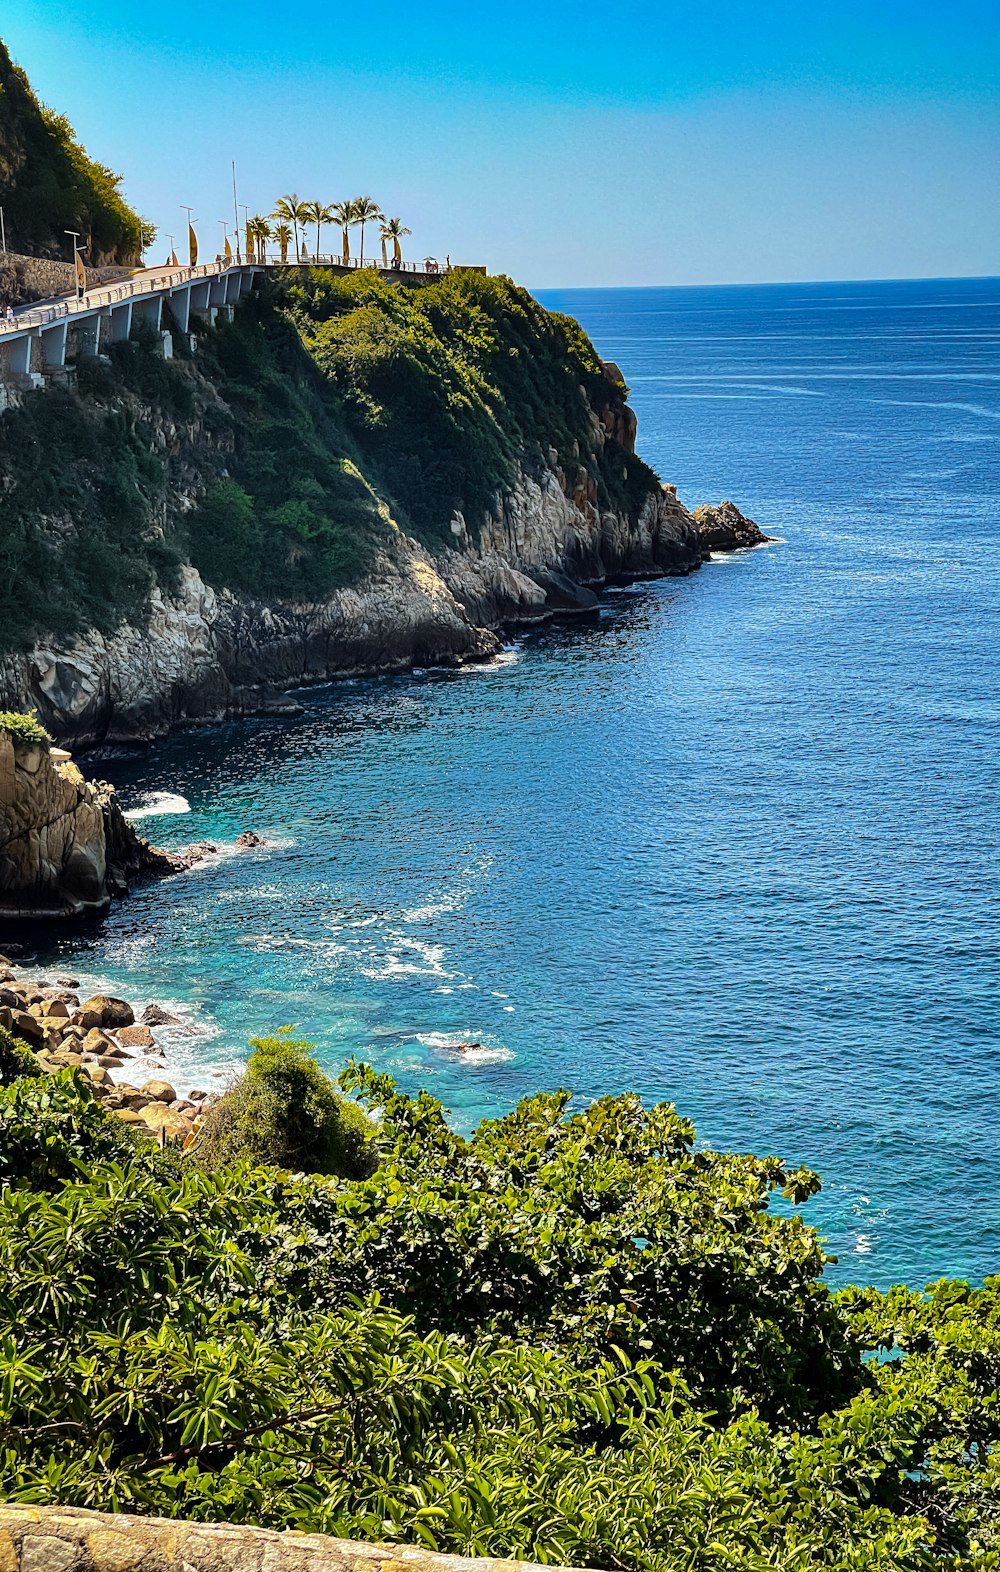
xmin=0 ymin=271 xmax=768 ymax=750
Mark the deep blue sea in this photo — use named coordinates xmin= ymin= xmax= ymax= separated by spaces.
xmin=30 ymin=276 xmax=1000 ymax=1290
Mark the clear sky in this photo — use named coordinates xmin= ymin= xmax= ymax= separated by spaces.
xmin=3 ymin=0 xmax=998 ymax=286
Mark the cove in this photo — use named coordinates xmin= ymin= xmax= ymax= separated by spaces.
xmin=26 ymin=275 xmax=1000 ymax=1292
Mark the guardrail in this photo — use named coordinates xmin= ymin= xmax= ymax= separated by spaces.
xmin=0 ymin=255 xmax=449 ymax=341
xmin=0 ymin=259 xmax=235 ymax=337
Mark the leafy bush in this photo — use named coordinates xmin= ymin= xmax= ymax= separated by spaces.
xmin=0 ymin=1024 xmax=40 ymax=1084
xmin=0 ymin=710 xmax=50 ymax=747
xmin=2 ymin=1063 xmax=1000 ymax=1564
xmin=194 ymin=1031 xmax=375 ymax=1178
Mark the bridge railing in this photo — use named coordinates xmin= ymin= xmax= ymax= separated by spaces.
xmin=0 ymin=254 xmax=449 ymax=340
xmin=0 ymin=259 xmax=236 ymax=338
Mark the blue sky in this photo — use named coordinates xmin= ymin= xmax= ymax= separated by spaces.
xmin=3 ymin=0 xmax=998 ymax=286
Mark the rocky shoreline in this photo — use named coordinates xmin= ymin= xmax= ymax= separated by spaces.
xmin=0 ymin=956 xmax=212 ymax=1144
xmin=0 ymin=461 xmax=763 ymax=751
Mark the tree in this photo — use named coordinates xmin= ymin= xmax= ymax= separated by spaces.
xmin=271 ymin=193 xmax=309 ymax=261
xmin=249 ymin=215 xmax=271 ymax=262
xmin=271 ymin=220 xmax=293 ymax=264
xmin=303 ymin=201 xmax=335 ymax=261
xmin=381 ymin=216 xmax=411 ymax=267
xmin=330 ymin=199 xmax=356 ymax=264
xmin=351 ymin=196 xmax=383 ymax=268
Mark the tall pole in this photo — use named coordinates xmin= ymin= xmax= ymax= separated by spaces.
xmin=232 ymin=161 xmax=241 ymax=263
xmin=65 ymin=229 xmax=83 ymax=299
xmin=219 ymin=219 xmax=228 ymax=261
xmin=239 ymin=202 xmax=250 ymax=263
xmin=0 ymin=207 xmax=6 ymax=254
xmin=181 ymin=206 xmax=197 ymax=269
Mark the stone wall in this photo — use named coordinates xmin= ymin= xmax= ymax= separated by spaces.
xmin=0 ymin=250 xmax=133 ymax=307
xmin=0 ymin=1506 xmax=588 ymax=1572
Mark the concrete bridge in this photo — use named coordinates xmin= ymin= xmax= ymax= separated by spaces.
xmin=0 ymin=257 xmax=261 ymax=393
xmin=0 ymin=253 xmax=463 ymax=396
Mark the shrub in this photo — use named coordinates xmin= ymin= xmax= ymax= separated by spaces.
xmin=0 ymin=711 xmax=50 ymax=747
xmin=194 ymin=1030 xmax=375 ymax=1178
xmin=0 ymin=1025 xmax=40 ymax=1084
xmin=4 ymin=1065 xmax=1000 ymax=1564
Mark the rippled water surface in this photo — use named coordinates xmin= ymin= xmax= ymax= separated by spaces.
xmin=33 ymin=277 xmax=1000 ymax=1289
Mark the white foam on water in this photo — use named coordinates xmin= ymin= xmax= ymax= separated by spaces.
xmin=126 ymin=790 xmax=191 ymax=820
xmin=461 ymin=646 xmax=520 ymax=673
xmin=414 ymin=1030 xmax=515 ymax=1065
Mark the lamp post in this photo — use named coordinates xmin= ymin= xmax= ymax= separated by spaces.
xmin=181 ymin=206 xmax=197 ymax=267
xmin=239 ymin=202 xmax=250 ymax=264
xmin=65 ymin=229 xmax=83 ymax=299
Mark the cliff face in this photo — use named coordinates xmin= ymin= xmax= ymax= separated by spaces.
xmin=0 ymin=465 xmax=700 ymax=747
xmin=0 ymin=272 xmax=707 ymax=745
xmin=0 ymin=731 xmax=173 ymax=918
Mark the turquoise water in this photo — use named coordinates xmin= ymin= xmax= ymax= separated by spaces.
xmin=30 ymin=276 xmax=1000 ymax=1290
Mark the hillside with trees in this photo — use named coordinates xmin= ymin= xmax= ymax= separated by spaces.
xmin=0 ymin=36 xmax=148 ymax=263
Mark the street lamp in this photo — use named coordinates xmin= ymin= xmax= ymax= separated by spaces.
xmin=65 ymin=229 xmax=83 ymax=299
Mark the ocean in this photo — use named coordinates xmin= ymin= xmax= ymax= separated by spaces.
xmin=28 ymin=276 xmax=1000 ymax=1290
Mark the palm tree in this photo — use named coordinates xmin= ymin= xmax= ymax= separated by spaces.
xmin=249 ymin=216 xmax=271 ymax=262
xmin=303 ymin=201 xmax=335 ymax=261
xmin=351 ymin=196 xmax=383 ymax=268
xmin=381 ymin=217 xmax=411 ymax=267
xmin=272 ymin=221 xmax=293 ymax=264
xmin=330 ymin=200 xmax=356 ymax=264
xmin=271 ymin=194 xmax=309 ymax=261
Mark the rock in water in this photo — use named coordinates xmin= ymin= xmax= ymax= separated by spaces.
xmin=80 ymin=994 xmax=135 ymax=1028
xmin=693 ymin=500 xmax=772 ymax=553
xmin=235 ymin=830 xmax=266 ymax=848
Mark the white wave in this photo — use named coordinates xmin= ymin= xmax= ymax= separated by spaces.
xmin=126 ymin=790 xmax=191 ymax=820
xmin=461 ymin=647 xmax=520 ymax=673
xmin=415 ymin=1031 xmax=515 ymax=1064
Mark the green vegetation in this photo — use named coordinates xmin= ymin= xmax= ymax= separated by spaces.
xmin=1 ymin=1044 xmax=1000 ymax=1567
xmin=195 ymin=1030 xmax=375 ymax=1177
xmin=286 ymin=267 xmax=655 ymax=542
xmin=0 ymin=38 xmax=148 ymax=262
xmin=0 ymin=709 xmax=50 ymax=747
xmin=0 ymin=1024 xmax=40 ymax=1085
xmin=0 ymin=268 xmax=655 ymax=655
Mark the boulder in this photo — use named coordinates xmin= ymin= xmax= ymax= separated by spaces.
xmin=235 ymin=830 xmax=266 ymax=848
xmin=116 ymin=1024 xmax=155 ymax=1049
xmin=141 ymin=1077 xmax=177 ymax=1104
xmin=11 ymin=1009 xmax=42 ymax=1044
xmin=80 ymin=994 xmax=134 ymax=1028
xmin=141 ymin=1003 xmax=186 ymax=1028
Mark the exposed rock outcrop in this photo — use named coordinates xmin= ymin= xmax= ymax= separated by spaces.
xmin=0 ymin=458 xmax=703 ymax=748
xmin=0 ymin=731 xmax=179 ymax=920
xmin=694 ymin=500 xmax=772 ymax=552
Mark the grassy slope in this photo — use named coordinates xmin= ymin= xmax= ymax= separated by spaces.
xmin=0 ymin=271 xmax=660 ymax=656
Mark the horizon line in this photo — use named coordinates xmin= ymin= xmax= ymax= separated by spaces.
xmin=529 ymin=271 xmax=1000 ymax=292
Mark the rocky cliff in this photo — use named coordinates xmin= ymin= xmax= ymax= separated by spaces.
xmin=0 ymin=271 xmax=749 ymax=747
xmin=0 ymin=729 xmax=175 ymax=919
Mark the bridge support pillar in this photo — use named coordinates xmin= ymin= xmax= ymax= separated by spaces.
xmin=224 ymin=270 xmax=241 ymax=304
xmin=168 ymin=287 xmax=191 ymax=333
xmin=40 ymin=321 xmax=68 ymax=370
xmin=103 ymin=302 xmax=133 ymax=345
xmin=133 ymin=295 xmax=162 ymax=333
xmin=3 ymin=334 xmax=31 ymax=379
xmin=71 ymin=315 xmax=101 ymax=360
xmin=190 ymin=280 xmax=211 ymax=316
